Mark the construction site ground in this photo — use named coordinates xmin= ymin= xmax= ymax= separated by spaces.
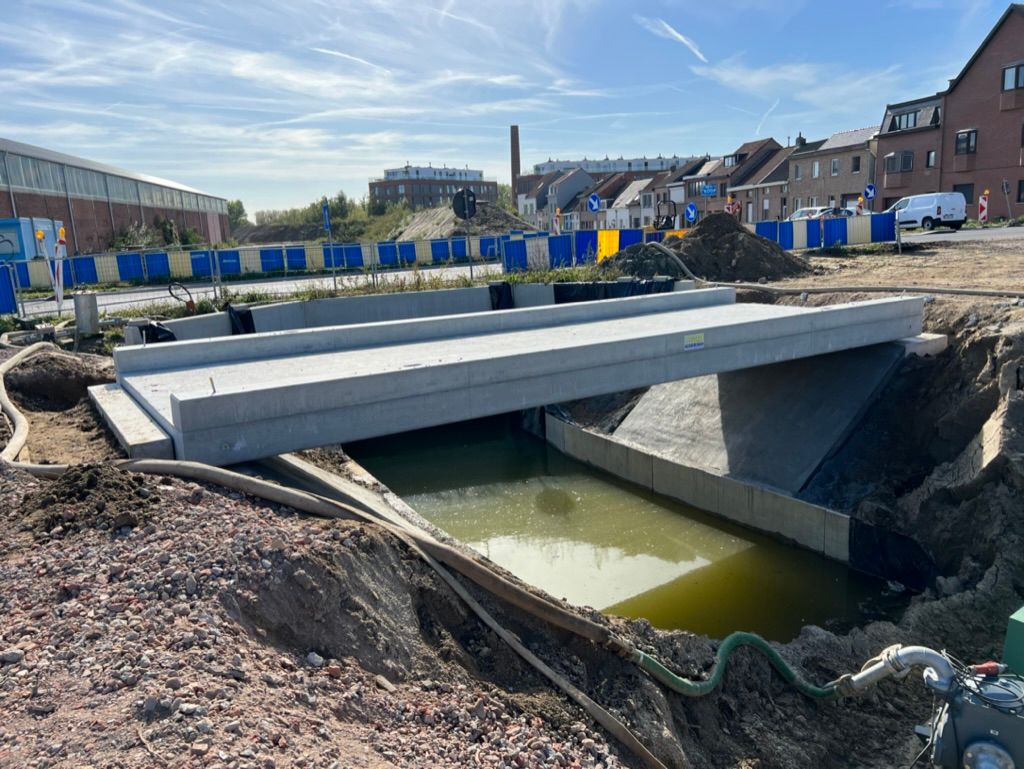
xmin=1 ymin=236 xmax=1022 ymax=769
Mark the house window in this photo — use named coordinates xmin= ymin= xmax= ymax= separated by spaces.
xmin=1003 ymin=64 xmax=1024 ymax=91
xmin=953 ymin=183 xmax=975 ymax=204
xmin=851 ymin=156 xmax=861 ymax=174
xmin=1018 ymin=180 xmax=1024 ymax=204
xmin=926 ymin=151 xmax=937 ymax=168
xmin=830 ymin=159 xmax=839 ymax=176
xmin=884 ymin=151 xmax=914 ymax=173
xmin=812 ymin=161 xmax=820 ymax=178
xmin=810 ymin=197 xmax=817 ymax=207
xmin=955 ymin=130 xmax=977 ymax=155
xmin=891 ymin=111 xmax=918 ymax=131
xmin=794 ymin=164 xmax=802 ymax=180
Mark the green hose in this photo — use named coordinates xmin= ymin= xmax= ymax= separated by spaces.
xmin=633 ymin=631 xmax=838 ymax=700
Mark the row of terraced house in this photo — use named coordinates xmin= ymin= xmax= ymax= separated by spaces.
xmin=513 ymin=3 xmax=1024 ymax=229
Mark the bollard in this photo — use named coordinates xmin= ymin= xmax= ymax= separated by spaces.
xmin=73 ymin=292 xmax=100 ymax=336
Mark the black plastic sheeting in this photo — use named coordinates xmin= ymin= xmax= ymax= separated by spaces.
xmin=552 ymin=278 xmax=674 ymax=304
xmin=226 ymin=304 xmax=256 ymax=335
xmin=489 ymin=282 xmax=514 ymax=311
xmin=849 ymin=518 xmax=935 ymax=591
xmin=139 ymin=322 xmax=177 ymax=344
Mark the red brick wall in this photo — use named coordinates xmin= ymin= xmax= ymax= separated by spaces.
xmin=942 ymin=9 xmax=1024 ymax=219
xmin=874 ymin=127 xmax=943 ymax=208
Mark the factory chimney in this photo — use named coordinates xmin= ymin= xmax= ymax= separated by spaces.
xmin=510 ymin=125 xmax=521 ymax=199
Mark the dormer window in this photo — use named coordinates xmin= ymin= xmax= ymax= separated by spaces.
xmin=890 ymin=111 xmax=919 ymax=131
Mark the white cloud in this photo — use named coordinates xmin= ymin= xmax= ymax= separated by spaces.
xmin=633 ymin=15 xmax=708 ymax=63
xmin=309 ymin=47 xmax=392 ymax=75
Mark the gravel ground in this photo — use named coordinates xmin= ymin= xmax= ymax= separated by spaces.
xmin=0 ymin=463 xmax=622 ymax=769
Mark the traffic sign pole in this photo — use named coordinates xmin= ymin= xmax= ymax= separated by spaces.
xmin=322 ymin=200 xmax=337 ymax=292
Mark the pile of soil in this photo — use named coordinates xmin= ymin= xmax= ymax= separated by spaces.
xmin=232 ymin=221 xmax=326 ymax=244
xmin=602 ymin=213 xmax=810 ymax=282
xmin=18 ymin=464 xmax=153 ymax=537
xmin=391 ymin=202 xmax=534 ymax=241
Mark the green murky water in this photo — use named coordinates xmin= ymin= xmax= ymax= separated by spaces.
xmin=348 ymin=417 xmax=903 ymax=641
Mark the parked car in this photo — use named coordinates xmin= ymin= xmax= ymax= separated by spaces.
xmin=812 ymin=207 xmax=858 ymax=219
xmin=885 ymin=192 xmax=967 ymax=230
xmin=788 ymin=207 xmax=830 ymax=221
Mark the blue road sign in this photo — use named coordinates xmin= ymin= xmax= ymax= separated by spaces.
xmin=685 ymin=202 xmax=699 ymax=223
xmin=864 ymin=184 xmax=877 ymax=201
xmin=587 ymin=193 xmax=600 ymax=213
xmin=322 ymin=201 xmax=331 ymax=232
xmin=700 ymin=184 xmax=717 ymax=197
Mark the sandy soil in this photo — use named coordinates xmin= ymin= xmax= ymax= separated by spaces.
xmin=1 ymin=238 xmax=1023 ymax=768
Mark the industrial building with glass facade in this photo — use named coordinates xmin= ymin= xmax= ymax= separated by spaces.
xmin=0 ymin=137 xmax=229 ymax=255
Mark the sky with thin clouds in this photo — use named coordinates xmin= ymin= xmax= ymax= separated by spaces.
xmin=0 ymin=0 xmax=1007 ymax=212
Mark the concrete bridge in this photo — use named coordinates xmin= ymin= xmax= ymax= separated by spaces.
xmin=92 ymin=287 xmax=925 ymax=465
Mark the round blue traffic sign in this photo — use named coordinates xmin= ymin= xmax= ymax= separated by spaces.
xmin=864 ymin=184 xmax=876 ymax=201
xmin=685 ymin=202 xmax=698 ymax=223
xmin=587 ymin=193 xmax=600 ymax=213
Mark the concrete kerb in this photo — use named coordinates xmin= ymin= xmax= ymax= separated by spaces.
xmin=548 ymin=413 xmax=851 ymax=563
xmin=113 ymin=288 xmax=738 ymax=375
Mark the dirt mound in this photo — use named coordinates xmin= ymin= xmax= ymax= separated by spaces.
xmin=391 ymin=202 xmax=534 ymax=241
xmin=603 ymin=213 xmax=810 ymax=282
xmin=18 ymin=464 xmax=153 ymax=536
xmin=4 ymin=351 xmax=122 ymax=465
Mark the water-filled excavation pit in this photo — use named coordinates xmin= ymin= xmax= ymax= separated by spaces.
xmin=349 ymin=416 xmax=903 ymax=642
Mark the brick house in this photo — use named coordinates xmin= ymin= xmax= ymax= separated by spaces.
xmin=789 ymin=128 xmax=877 ymax=212
xmin=728 ymin=145 xmax=798 ymax=222
xmin=875 ymin=4 xmax=1024 ymax=219
xmin=683 ymin=139 xmax=782 ymax=217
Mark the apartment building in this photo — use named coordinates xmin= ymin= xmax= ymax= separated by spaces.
xmin=369 ymin=164 xmax=498 ymax=211
xmin=876 ymin=4 xmax=1024 ymax=218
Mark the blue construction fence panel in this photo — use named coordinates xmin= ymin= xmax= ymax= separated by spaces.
xmin=823 ymin=218 xmax=848 ymax=247
xmin=778 ymin=222 xmax=794 ymax=250
xmin=343 ymin=244 xmax=363 ymax=267
xmin=872 ymin=212 xmax=896 ymax=242
xmin=286 ymin=246 xmax=305 ymax=271
xmin=575 ymin=231 xmax=598 ymax=263
xmin=71 ymin=256 xmax=98 ymax=285
xmin=430 ymin=239 xmax=450 ymax=263
xmin=547 ymin=234 xmax=572 ymax=267
xmin=644 ymin=231 xmax=665 ymax=243
xmin=0 ymin=267 xmax=16 ymax=314
xmin=258 ymin=247 xmax=284 ymax=273
xmin=619 ymin=229 xmax=643 ymax=249
xmin=15 ymin=262 xmax=28 ymax=289
xmin=191 ymin=250 xmax=213 ymax=277
xmin=217 ymin=250 xmax=240 ymax=276
xmin=478 ymin=236 xmax=499 ymax=258
xmin=755 ymin=221 xmax=779 ymax=241
xmin=804 ymin=221 xmax=821 ymax=249
xmin=451 ymin=237 xmax=468 ymax=261
xmin=502 ymin=239 xmax=528 ymax=272
xmin=378 ymin=241 xmax=399 ymax=266
xmin=398 ymin=241 xmax=416 ymax=263
xmin=117 ymin=252 xmax=144 ymax=281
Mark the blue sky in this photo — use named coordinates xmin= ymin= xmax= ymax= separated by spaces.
xmin=0 ymin=0 xmax=1007 ymax=212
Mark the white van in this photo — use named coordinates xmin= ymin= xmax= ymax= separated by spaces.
xmin=886 ymin=192 xmax=967 ymax=230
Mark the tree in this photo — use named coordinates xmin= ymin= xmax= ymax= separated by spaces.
xmin=496 ymin=183 xmax=515 ymax=213
xmin=227 ymin=200 xmax=250 ymax=232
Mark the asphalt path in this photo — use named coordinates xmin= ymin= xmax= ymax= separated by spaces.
xmin=20 ymin=261 xmax=505 ymax=318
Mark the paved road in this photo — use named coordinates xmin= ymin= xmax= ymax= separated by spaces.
xmin=20 ymin=261 xmax=505 ymax=318
xmin=903 ymin=225 xmax=1024 ymax=244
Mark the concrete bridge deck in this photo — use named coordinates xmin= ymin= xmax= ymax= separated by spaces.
xmin=100 ymin=288 xmax=924 ymax=465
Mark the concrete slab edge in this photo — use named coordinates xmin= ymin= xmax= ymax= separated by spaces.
xmin=87 ymin=383 xmax=175 ymax=460
xmin=545 ymin=412 xmax=851 ymax=563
